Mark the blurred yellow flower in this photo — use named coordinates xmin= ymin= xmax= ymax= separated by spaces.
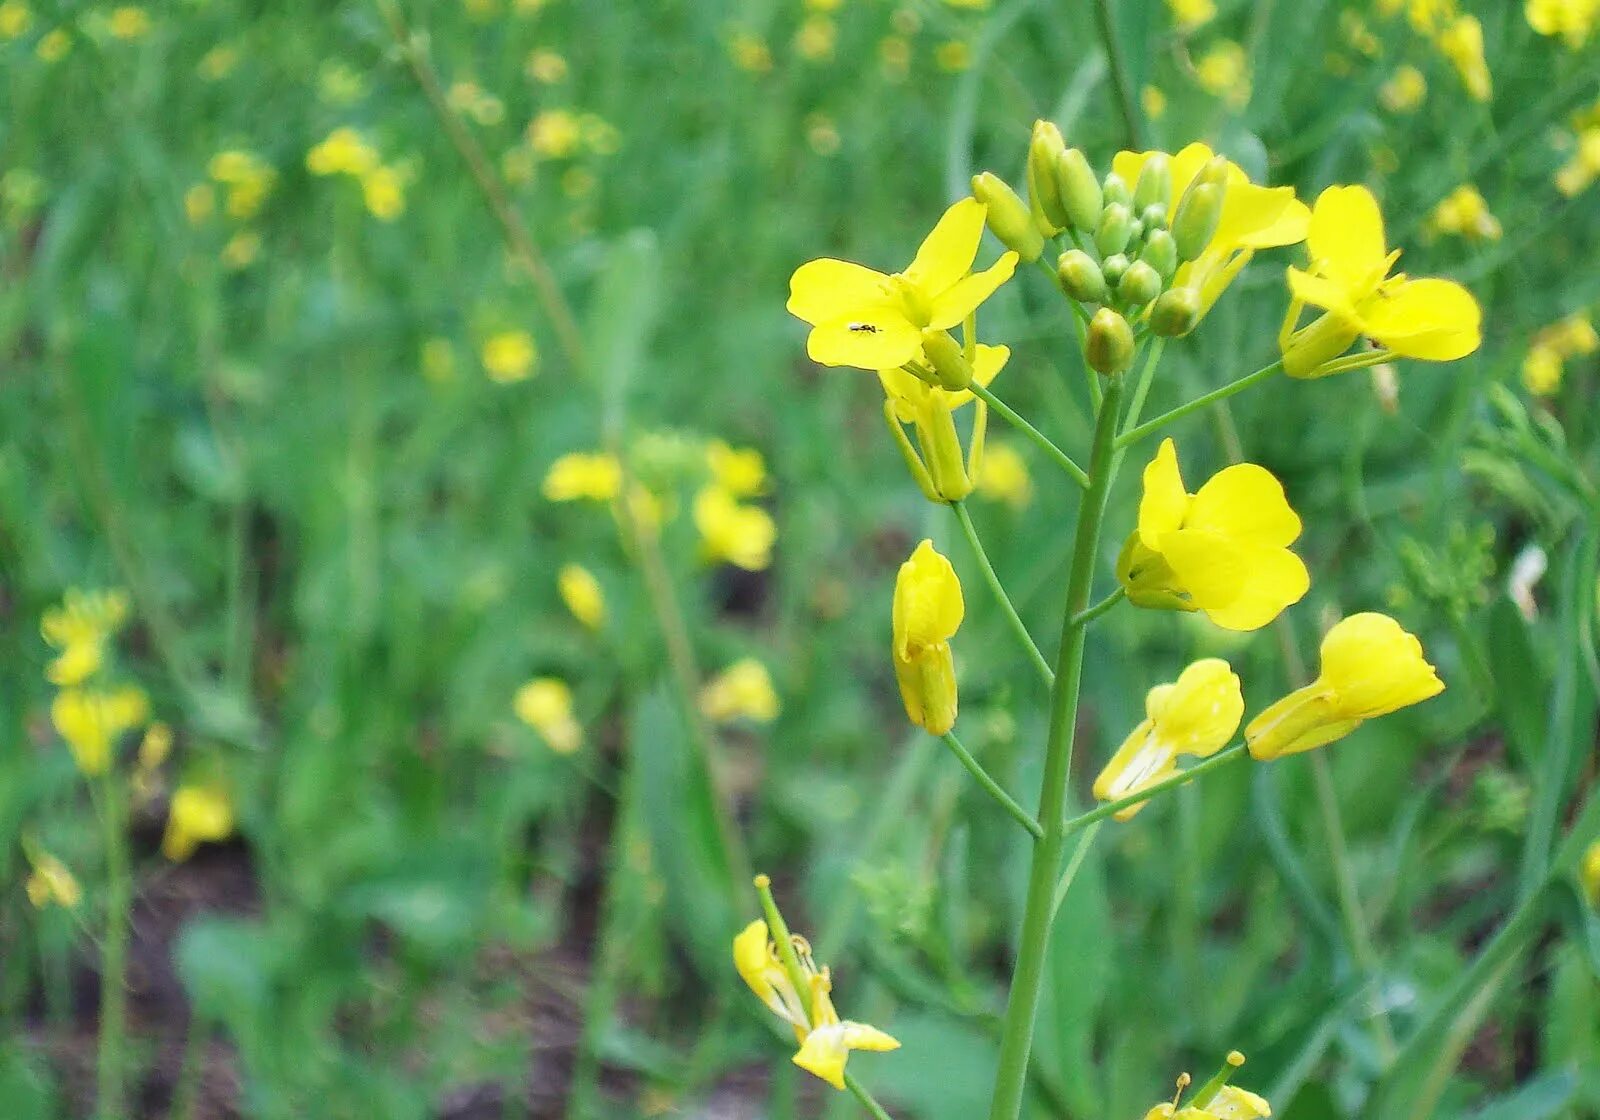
xmin=481 ymin=330 xmax=538 ymax=382
xmin=1282 ymin=185 xmax=1481 ymax=376
xmin=694 ymin=486 xmax=776 ymax=571
xmin=198 ymin=45 xmax=238 ymax=80
xmin=1521 ymin=311 xmax=1598 ymax=395
xmin=892 ymin=539 xmax=963 ymax=735
xmin=448 ymin=80 xmax=506 ymax=126
xmin=788 ymin=197 xmax=1018 ymax=371
xmin=307 ymin=128 xmax=379 ymax=177
xmin=221 ymin=230 xmax=261 ymax=270
xmin=879 ymin=35 xmax=911 ymax=80
xmin=805 ymin=113 xmax=841 ymax=156
xmin=163 ymin=784 xmax=235 ymax=861
xmin=51 ymin=685 xmax=150 ymax=777
xmin=975 ymin=441 xmax=1032 ymax=509
xmin=41 ymin=588 xmax=129 ymax=686
xmin=36 ymin=28 xmax=70 ymax=61
xmin=1379 ymin=65 xmax=1427 ymax=113
xmin=1166 ymin=0 xmax=1216 ymax=31
xmin=1522 ymin=344 xmax=1563 ymax=396
xmin=1247 ymin=613 xmax=1443 ymax=760
xmin=1341 ymin=10 xmax=1380 ymax=54
xmin=935 ymin=39 xmax=971 ymax=72
xmin=806 ymin=0 xmax=843 ymax=9
xmin=528 ymin=109 xmax=583 ymax=158
xmin=317 ymin=60 xmax=367 ymax=106
xmin=544 ymin=452 xmax=623 ymax=502
xmin=514 ymin=678 xmax=582 ymax=754
xmin=734 ymin=917 xmax=899 ymax=1089
xmin=1142 ymin=85 xmax=1168 ymax=120
xmin=1426 ymin=184 xmax=1501 ymax=242
xmin=1583 ymin=840 xmax=1600 ymax=907
xmin=558 ymin=563 xmax=606 ymax=630
xmin=526 ymin=49 xmax=568 ymax=83
xmin=0 ymin=1 xmax=32 ymax=39
xmin=1526 ymin=0 xmax=1600 ymax=47
xmin=700 ymin=659 xmax=780 ymax=723
xmin=1118 ymin=438 xmax=1309 ymax=632
xmin=1436 ymin=15 xmax=1491 ymax=101
xmin=107 ymin=6 xmax=151 ymax=39
xmin=1195 ymin=41 xmax=1250 ymax=106
xmin=1094 ymin=659 xmax=1242 ymax=820
xmin=1556 ymin=127 xmax=1600 ymax=196
xmin=728 ymin=29 xmax=773 ymax=73
xmin=139 ymin=721 xmax=173 ymax=771
xmin=706 ymin=440 xmax=768 ymax=498
xmin=359 ymin=165 xmax=407 ymax=221
xmin=879 ymin=344 xmax=1007 ymax=503
xmin=25 ymin=846 xmax=81 ymax=910
xmin=796 ymin=15 xmax=836 ymax=62
xmin=208 ymin=150 xmax=276 ymax=221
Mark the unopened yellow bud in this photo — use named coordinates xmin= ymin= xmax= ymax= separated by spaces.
xmin=1141 ymin=228 xmax=1178 ymax=280
xmin=1172 ymin=181 xmax=1223 ymax=261
xmin=1095 ymin=202 xmax=1134 ymax=256
xmin=971 ymin=172 xmax=1043 ymax=262
xmin=1150 ymin=287 xmax=1202 ymax=337
xmin=1057 ymin=249 xmax=1107 ymax=303
xmin=1132 ymin=152 xmax=1172 ymax=213
xmin=1086 ymin=308 xmax=1136 ymax=374
xmin=1100 ymin=253 xmax=1130 ymax=288
xmin=920 ymin=329 xmax=974 ymax=390
xmin=1054 ymin=148 xmax=1103 ymax=231
xmin=1027 ymin=120 xmax=1069 ymax=231
xmin=1101 ymin=170 xmax=1131 ymax=208
xmin=1118 ymin=260 xmax=1162 ymax=306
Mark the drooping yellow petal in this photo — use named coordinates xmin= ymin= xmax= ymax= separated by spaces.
xmin=1316 ymin=612 xmax=1444 ymax=718
xmin=734 ymin=920 xmax=789 ymax=1018
xmin=892 ymin=540 xmax=964 ymax=657
xmin=806 ymin=317 xmax=922 ymax=370
xmin=926 ymin=251 xmax=1019 ymax=328
xmin=787 ymin=258 xmax=893 ymax=325
xmin=1147 ymin=657 xmax=1243 ymax=756
xmin=1187 ymin=463 xmax=1302 ymax=550
xmin=1198 ymin=545 xmax=1310 ymax=632
xmin=1306 ymin=185 xmax=1388 ymax=293
xmin=1137 ymin=438 xmax=1190 ymax=549
xmin=903 ymin=197 xmax=988 ymax=294
xmin=792 ymin=1021 xmax=900 ymax=1090
xmin=1213 ymin=183 xmax=1309 ymax=250
xmin=1361 ymin=277 xmax=1482 ymax=361
xmin=1204 ymin=1085 xmax=1273 ymax=1118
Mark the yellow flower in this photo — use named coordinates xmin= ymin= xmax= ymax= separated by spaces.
xmin=734 ymin=919 xmax=899 ymax=1089
xmin=1557 ymin=127 xmax=1600 ymax=196
xmin=1522 ymin=343 xmax=1563 ymax=396
xmin=1520 ymin=311 xmax=1598 ymax=395
xmin=184 ymin=183 xmax=215 ymax=225
xmin=317 ymin=61 xmax=368 ymax=106
xmin=25 ymin=846 xmax=81 ymax=910
xmin=879 ymin=343 xmax=1007 ymax=503
xmin=221 ymin=231 xmax=261 ymax=270
xmin=1166 ymin=0 xmax=1216 ymax=31
xmin=1118 ymin=439 xmax=1309 ymax=631
xmin=1427 ymin=185 xmax=1501 ymax=242
xmin=162 ymin=784 xmax=234 ymax=861
xmin=943 ymin=0 xmax=992 ymax=8
xmin=51 ymin=685 xmax=150 ymax=776
xmin=700 ymin=659 xmax=780 ymax=724
xmin=107 ymin=5 xmax=150 ymax=39
xmin=806 ymin=113 xmax=842 ymax=157
xmin=1379 ymin=65 xmax=1427 ymax=113
xmin=360 ymin=165 xmax=406 ymax=221
xmin=975 ymin=440 xmax=1032 ymax=510
xmin=307 ymin=128 xmax=379 ymax=177
xmin=557 ymin=563 xmax=606 ymax=630
xmin=1582 ymin=839 xmax=1600 ymax=907
xmin=892 ymin=540 xmax=963 ymax=735
xmin=0 ymin=1 xmax=32 ymax=39
xmin=787 ymin=197 xmax=1018 ymax=371
xmin=1246 ymin=613 xmax=1443 ymax=760
xmin=36 ymin=28 xmax=70 ymax=61
xmin=1195 ymin=41 xmax=1250 ymax=106
xmin=41 ymin=588 xmax=129 ymax=686
xmin=728 ymin=29 xmax=773 ymax=73
xmin=207 ymin=150 xmax=275 ymax=221
xmin=796 ymin=15 xmax=836 ymax=62
xmin=448 ymin=80 xmax=505 ymax=126
xmin=1526 ymin=0 xmax=1600 ymax=48
xmin=526 ymin=49 xmax=568 ymax=84
xmin=1436 ymin=15 xmax=1491 ymax=102
xmin=1094 ymin=659 xmax=1243 ymax=819
xmin=139 ymin=721 xmax=173 ymax=770
xmin=693 ymin=486 xmax=776 ymax=571
xmin=1281 ymin=185 xmax=1481 ymax=377
xmin=528 ymin=109 xmax=582 ymax=158
xmin=706 ymin=440 xmax=768 ymax=498
xmin=935 ymin=39 xmax=971 ymax=72
xmin=1142 ymin=84 xmax=1169 ymax=120
xmin=481 ymin=329 xmax=538 ymax=383
xmin=514 ymin=678 xmax=582 ymax=754
xmin=544 ymin=452 xmax=623 ymax=502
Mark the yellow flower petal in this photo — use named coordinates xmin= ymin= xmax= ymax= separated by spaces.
xmin=1137 ymin=438 xmax=1190 ymax=549
xmin=1158 ymin=527 xmax=1251 ymax=609
xmin=792 ymin=1021 xmax=900 ymax=1091
xmin=892 ymin=540 xmax=964 ymax=656
xmin=926 ymin=251 xmax=1019 ymax=329
xmin=1187 ymin=463 xmax=1302 ymax=549
xmin=1317 ymin=612 xmax=1444 ymax=717
xmin=1147 ymin=657 xmax=1244 ymax=756
xmin=1213 ymin=183 xmax=1309 ymax=250
xmin=903 ymin=197 xmax=987 ymax=295
xmin=1307 ymin=185 xmax=1388 ymax=293
xmin=1198 ymin=545 xmax=1310 ymax=632
xmin=1361 ymin=277 xmax=1481 ymax=361
xmin=787 ymin=258 xmax=893 ymax=325
xmin=806 ymin=317 xmax=922 ymax=370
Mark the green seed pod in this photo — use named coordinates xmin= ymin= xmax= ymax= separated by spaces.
xmin=920 ymin=328 xmax=974 ymax=390
xmin=971 ymin=172 xmax=1044 ymax=262
xmin=1117 ymin=260 xmax=1162 ymax=307
xmin=1172 ymin=182 xmax=1223 ymax=262
xmin=1054 ymin=148 xmax=1103 ymax=231
xmin=1140 ymin=228 xmax=1178 ymax=280
xmin=1102 ymin=171 xmax=1131 ymax=208
xmin=1085 ymin=307 xmax=1136 ymax=374
xmin=1027 ymin=120 xmax=1069 ymax=231
xmin=1150 ymin=287 xmax=1203 ymax=337
xmin=1140 ymin=202 xmax=1167 ymax=230
xmin=1132 ymin=153 xmax=1171 ymax=213
xmin=1095 ymin=202 xmax=1133 ymax=256
xmin=1056 ymin=249 xmax=1106 ymax=303
xmin=1100 ymin=252 xmax=1130 ymax=287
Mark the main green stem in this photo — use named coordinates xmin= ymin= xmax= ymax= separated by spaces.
xmin=95 ymin=777 xmax=130 ymax=1120
xmin=986 ymin=376 xmax=1123 ymax=1120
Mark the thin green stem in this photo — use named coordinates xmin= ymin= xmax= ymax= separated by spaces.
xmin=1050 ymin=821 xmax=1103 ymax=921
xmin=1091 ymin=0 xmax=1142 ymax=148
xmin=1115 ymin=360 xmax=1282 ymax=449
xmin=950 ymin=501 xmax=1054 ymax=686
xmin=987 ymin=377 xmax=1123 ymax=1120
xmin=1070 ymin=586 xmax=1125 ymax=629
xmin=1121 ymin=339 xmax=1165 ymax=438
xmin=941 ymin=733 xmax=1044 ymax=841
xmin=92 ymin=776 xmax=130 ymax=1120
xmin=1062 ymin=744 xmax=1249 ymax=834
xmin=968 ymin=381 xmax=1089 ymax=488
xmin=845 ymin=1071 xmax=895 ymax=1120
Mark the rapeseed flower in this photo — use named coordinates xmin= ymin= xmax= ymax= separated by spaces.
xmin=1281 ymin=185 xmax=1480 ymax=377
xmin=1526 ymin=0 xmax=1599 ymax=48
xmin=1118 ymin=439 xmax=1309 ymax=631
xmin=700 ymin=659 xmax=780 ymax=724
xmin=51 ymin=685 xmax=150 ymax=776
xmin=24 ymin=844 xmax=81 ymax=910
xmin=1380 ymin=65 xmax=1428 ymax=113
xmin=1522 ymin=311 xmax=1598 ymax=395
xmin=41 ymin=588 xmax=129 ymax=686
xmin=1436 ymin=15 xmax=1491 ymax=101
xmin=544 ymin=452 xmax=623 ymax=502
xmin=1426 ymin=185 xmax=1501 ymax=242
xmin=1246 ymin=613 xmax=1443 ymax=760
xmin=879 ymin=344 xmax=1008 ymax=503
xmin=693 ymin=486 xmax=776 ymax=571
xmin=935 ymin=39 xmax=971 ymax=71
xmin=514 ymin=678 xmax=582 ymax=754
xmin=1195 ymin=41 xmax=1250 ymax=107
xmin=107 ymin=6 xmax=150 ymax=39
xmin=307 ymin=128 xmax=379 ymax=177
xmin=706 ymin=440 xmax=768 ymax=498
xmin=892 ymin=540 xmax=963 ymax=735
xmin=0 ymin=1 xmax=31 ymax=38
xmin=1166 ymin=0 xmax=1216 ymax=31
xmin=163 ymin=783 xmax=235 ymax=861
xmin=975 ymin=441 xmax=1032 ymax=509
xmin=526 ymin=49 xmax=568 ymax=83
xmin=1094 ymin=659 xmax=1243 ymax=819
xmin=787 ymin=197 xmax=1018 ymax=371
xmin=208 ymin=150 xmax=275 ymax=221
xmin=796 ymin=15 xmax=836 ymax=62
xmin=558 ymin=563 xmax=605 ymax=630
xmin=1557 ymin=125 xmax=1600 ymax=196
xmin=36 ymin=28 xmax=70 ymax=61
xmin=359 ymin=165 xmax=407 ymax=221
xmin=481 ymin=330 xmax=538 ymax=382
xmin=1583 ymin=840 xmax=1600 ymax=907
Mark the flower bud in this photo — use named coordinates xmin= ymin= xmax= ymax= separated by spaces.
xmin=1150 ymin=287 xmax=1202 ymax=337
xmin=1027 ymin=121 xmax=1069 ymax=231
xmin=1132 ymin=153 xmax=1171 ymax=213
xmin=1086 ymin=307 xmax=1136 ymax=374
xmin=1140 ymin=202 xmax=1167 ymax=230
xmin=1101 ymin=171 xmax=1131 ymax=208
xmin=1117 ymin=260 xmax=1162 ymax=307
xmin=1054 ymin=148 xmax=1103 ymax=231
xmin=971 ymin=172 xmax=1044 ymax=262
xmin=1095 ymin=202 xmax=1133 ymax=256
xmin=1056 ymin=249 xmax=1106 ymax=303
xmin=1197 ymin=155 xmax=1232 ymax=188
xmin=920 ymin=328 xmax=973 ymax=390
xmin=1140 ymin=228 xmax=1178 ymax=280
xmin=1172 ymin=182 xmax=1223 ymax=261
xmin=1100 ymin=252 xmax=1130 ymax=287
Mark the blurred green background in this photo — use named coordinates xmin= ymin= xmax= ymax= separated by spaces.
xmin=3 ymin=0 xmax=1600 ymax=1117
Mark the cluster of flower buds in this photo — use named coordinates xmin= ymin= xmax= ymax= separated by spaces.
xmin=971 ymin=121 xmax=1229 ymax=374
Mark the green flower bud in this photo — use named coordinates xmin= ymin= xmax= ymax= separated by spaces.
xmin=1172 ymin=181 xmax=1223 ymax=262
xmin=1150 ymin=287 xmax=1203 ymax=337
xmin=1117 ymin=260 xmax=1162 ymax=307
xmin=1197 ymin=155 xmax=1232 ymax=188
xmin=1085 ymin=308 xmax=1136 ymax=374
xmin=1100 ymin=252 xmax=1130 ymax=287
xmin=920 ymin=328 xmax=974 ymax=390
xmin=1054 ymin=148 xmax=1103 ymax=231
xmin=1095 ymin=202 xmax=1133 ymax=256
xmin=1102 ymin=171 xmax=1131 ymax=208
xmin=1056 ymin=249 xmax=1106 ymax=303
xmin=1140 ymin=228 xmax=1179 ymax=280
xmin=1027 ymin=120 xmax=1069 ymax=231
xmin=971 ymin=172 xmax=1044 ymax=262
xmin=1140 ymin=202 xmax=1167 ymax=230
xmin=1132 ymin=153 xmax=1171 ymax=213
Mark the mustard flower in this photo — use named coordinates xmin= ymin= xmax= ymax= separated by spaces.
xmin=1379 ymin=65 xmax=1428 ymax=113
xmin=705 ymin=440 xmax=768 ymax=498
xmin=360 ymin=165 xmax=407 ymax=221
xmin=892 ymin=540 xmax=964 ymax=735
xmin=1195 ymin=41 xmax=1250 ymax=106
xmin=1166 ymin=0 xmax=1216 ymax=31
xmin=1527 ymin=0 xmax=1599 ymax=48
xmin=481 ymin=330 xmax=538 ymax=383
xmin=557 ymin=563 xmax=605 ymax=630
xmin=700 ymin=659 xmax=780 ymax=724
xmin=728 ymin=30 xmax=773 ymax=73
xmin=935 ymin=39 xmax=971 ymax=71
xmin=307 ymin=128 xmax=379 ymax=177
xmin=1281 ymin=185 xmax=1481 ymax=377
xmin=879 ymin=344 xmax=1008 ymax=503
xmin=1147 ymin=1086 xmax=1273 ymax=1119
xmin=107 ymin=6 xmax=150 ymax=38
xmin=1426 ymin=185 xmax=1501 ymax=242
xmin=1522 ymin=312 xmax=1598 ymax=395
xmin=693 ymin=486 xmax=776 ymax=571
xmin=543 ymin=452 xmax=623 ymax=502
xmin=1436 ymin=16 xmax=1491 ymax=102
xmin=734 ymin=919 xmax=899 ymax=1089
xmin=24 ymin=844 xmax=81 ymax=910
xmin=51 ymin=685 xmax=150 ymax=776
xmin=975 ymin=440 xmax=1033 ymax=509
xmin=796 ymin=15 xmax=836 ymax=62
xmin=36 ymin=28 xmax=70 ymax=61
xmin=41 ymin=588 xmax=129 ymax=686
xmin=221 ymin=231 xmax=261 ymax=270
xmin=1094 ymin=659 xmax=1243 ymax=819
xmin=1143 ymin=85 xmax=1169 ymax=120
xmin=1557 ymin=126 xmax=1600 ymax=197
xmin=787 ymin=197 xmax=1018 ymax=371
xmin=1246 ymin=613 xmax=1443 ymax=760
xmin=514 ymin=678 xmax=582 ymax=754
xmin=1118 ymin=439 xmax=1309 ymax=632
xmin=526 ymin=49 xmax=568 ymax=84
xmin=184 ymin=184 xmax=216 ymax=225
xmin=0 ymin=1 xmax=32 ymax=39
xmin=207 ymin=150 xmax=275 ymax=221
xmin=163 ymin=784 xmax=235 ymax=861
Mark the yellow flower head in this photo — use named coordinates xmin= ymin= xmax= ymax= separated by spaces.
xmin=892 ymin=540 xmax=964 ymax=735
xmin=24 ymin=842 xmax=81 ymax=910
xmin=360 ymin=165 xmax=407 ymax=221
xmin=1380 ymin=65 xmax=1428 ymax=113
xmin=51 ymin=685 xmax=150 ymax=776
xmin=528 ymin=109 xmax=582 ymax=158
xmin=706 ymin=440 xmax=768 ymax=498
xmin=36 ymin=28 xmax=71 ymax=61
xmin=162 ymin=783 xmax=235 ymax=861
xmin=1282 ymin=185 xmax=1481 ymax=377
xmin=787 ymin=197 xmax=1019 ymax=371
xmin=693 ymin=486 xmax=776 ymax=571
xmin=0 ymin=1 xmax=32 ymax=39
xmin=879 ymin=343 xmax=1008 ymax=502
xmin=558 ymin=563 xmax=606 ymax=630
xmin=1166 ymin=0 xmax=1217 ymax=31
xmin=734 ymin=919 xmax=899 ymax=1089
xmin=1436 ymin=15 xmax=1492 ymax=102
xmin=1094 ymin=659 xmax=1243 ymax=819
xmin=1557 ymin=127 xmax=1600 ymax=197
xmin=526 ymin=49 xmax=568 ymax=84
xmin=543 ymin=452 xmax=623 ymax=502
xmin=1527 ymin=0 xmax=1600 ymax=47
xmin=975 ymin=440 xmax=1033 ymax=510
xmin=306 ymin=128 xmax=379 ymax=177
xmin=1195 ymin=41 xmax=1250 ymax=106
xmin=700 ymin=659 xmax=780 ymax=724
xmin=41 ymin=588 xmax=130 ymax=686
xmin=1246 ymin=613 xmax=1443 ymax=760
xmin=1426 ymin=185 xmax=1501 ymax=242
xmin=514 ymin=678 xmax=582 ymax=754
xmin=108 ymin=5 xmax=151 ymax=38
xmin=1118 ymin=439 xmax=1309 ymax=632
xmin=1522 ymin=344 xmax=1563 ymax=396
xmin=481 ymin=329 xmax=538 ymax=383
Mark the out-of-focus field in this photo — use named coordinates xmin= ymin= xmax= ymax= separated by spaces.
xmin=2 ymin=0 xmax=1599 ymax=1118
